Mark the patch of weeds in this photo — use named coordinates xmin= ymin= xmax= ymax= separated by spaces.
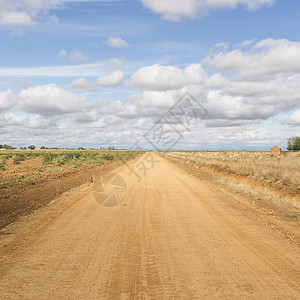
xmin=42 ymin=153 xmax=55 ymax=165
xmin=71 ymin=162 xmax=82 ymax=168
xmin=102 ymin=154 xmax=114 ymax=161
xmin=45 ymin=178 xmax=54 ymax=182
xmin=0 ymin=179 xmax=18 ymax=188
xmin=13 ymin=154 xmax=26 ymax=165
xmin=283 ymin=215 xmax=299 ymax=219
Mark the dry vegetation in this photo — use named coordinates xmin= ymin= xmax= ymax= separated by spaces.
xmin=165 ymin=151 xmax=300 ymax=195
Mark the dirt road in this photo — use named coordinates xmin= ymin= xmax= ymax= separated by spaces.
xmin=0 ymin=153 xmax=299 ymax=299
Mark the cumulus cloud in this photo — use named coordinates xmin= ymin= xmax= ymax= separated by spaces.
xmin=129 ymin=64 xmax=227 ymax=91
xmin=0 ymin=89 xmax=15 ymax=112
xmin=130 ymin=64 xmax=186 ymax=91
xmin=102 ymin=39 xmax=300 ymax=127
xmin=105 ymin=37 xmax=129 ymax=48
xmin=140 ymin=0 xmax=274 ymax=21
xmin=74 ymin=110 xmax=98 ymax=123
xmin=1 ymin=37 xmax=300 ymax=150
xmin=18 ymin=83 xmax=91 ymax=116
xmin=70 ymin=78 xmax=98 ymax=92
xmin=203 ymin=38 xmax=300 ymax=80
xmin=97 ymin=71 xmax=124 ymax=87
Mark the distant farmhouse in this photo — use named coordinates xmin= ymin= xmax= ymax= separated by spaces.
xmin=271 ymin=145 xmax=281 ymax=155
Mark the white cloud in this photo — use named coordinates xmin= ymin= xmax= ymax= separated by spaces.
xmin=0 ymin=0 xmax=62 ymax=27
xmin=97 ymin=71 xmax=124 ymax=86
xmin=140 ymin=0 xmax=274 ymax=21
xmin=58 ymin=49 xmax=67 ymax=57
xmin=283 ymin=110 xmax=300 ymax=126
xmin=129 ymin=64 xmax=227 ymax=91
xmin=1 ymin=36 xmax=300 ymax=150
xmin=27 ymin=115 xmax=52 ymax=129
xmin=0 ymin=89 xmax=15 ymax=112
xmin=130 ymin=64 xmax=185 ymax=91
xmin=105 ymin=37 xmax=129 ymax=48
xmin=203 ymin=38 xmax=300 ymax=80
xmin=18 ymin=83 xmax=91 ymax=116
xmin=74 ymin=110 xmax=98 ymax=123
xmin=0 ymin=11 xmax=35 ymax=26
xmin=70 ymin=78 xmax=98 ymax=92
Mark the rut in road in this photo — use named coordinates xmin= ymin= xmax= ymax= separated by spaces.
xmin=0 ymin=153 xmax=299 ymax=299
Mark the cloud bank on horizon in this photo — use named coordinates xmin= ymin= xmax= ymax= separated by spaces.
xmin=0 ymin=0 xmax=299 ymax=150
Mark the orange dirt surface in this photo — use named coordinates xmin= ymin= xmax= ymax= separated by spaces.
xmin=0 ymin=153 xmax=299 ymax=298
xmin=0 ymin=156 xmax=133 ymax=229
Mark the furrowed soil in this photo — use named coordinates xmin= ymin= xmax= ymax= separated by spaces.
xmin=0 ymin=153 xmax=299 ymax=299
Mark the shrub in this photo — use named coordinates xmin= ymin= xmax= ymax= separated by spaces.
xmin=13 ymin=154 xmax=25 ymax=165
xmin=287 ymin=136 xmax=300 ymax=151
xmin=102 ymin=154 xmax=114 ymax=161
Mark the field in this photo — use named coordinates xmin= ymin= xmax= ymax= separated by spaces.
xmin=0 ymin=149 xmax=141 ymax=228
xmin=164 ymin=151 xmax=299 ymax=198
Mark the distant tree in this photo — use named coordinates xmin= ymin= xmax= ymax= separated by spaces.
xmin=0 ymin=144 xmax=14 ymax=149
xmin=40 ymin=146 xmax=46 ymax=149
xmin=287 ymin=136 xmax=300 ymax=151
xmin=28 ymin=145 xmax=36 ymax=150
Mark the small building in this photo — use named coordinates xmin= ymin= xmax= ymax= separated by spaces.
xmin=271 ymin=145 xmax=281 ymax=155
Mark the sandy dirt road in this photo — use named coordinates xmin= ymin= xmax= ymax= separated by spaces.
xmin=0 ymin=153 xmax=299 ymax=299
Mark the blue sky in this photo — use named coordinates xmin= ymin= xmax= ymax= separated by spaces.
xmin=0 ymin=0 xmax=299 ymax=150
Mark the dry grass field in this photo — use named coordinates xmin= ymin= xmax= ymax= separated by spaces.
xmin=164 ymin=151 xmax=300 ymax=211
xmin=165 ymin=151 xmax=300 ymax=194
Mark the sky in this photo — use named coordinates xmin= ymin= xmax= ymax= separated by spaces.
xmin=0 ymin=0 xmax=299 ymax=150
